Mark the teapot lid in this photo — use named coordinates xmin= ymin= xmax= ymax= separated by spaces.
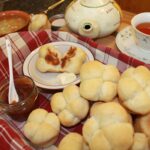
xmin=80 ymin=0 xmax=110 ymax=7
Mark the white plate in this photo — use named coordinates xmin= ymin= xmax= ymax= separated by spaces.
xmin=23 ymin=41 xmax=94 ymax=89
xmin=116 ymin=26 xmax=150 ymax=64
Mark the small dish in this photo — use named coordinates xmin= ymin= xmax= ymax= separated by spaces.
xmin=49 ymin=14 xmax=66 ymax=31
xmin=23 ymin=41 xmax=94 ymax=90
xmin=116 ymin=26 xmax=150 ymax=64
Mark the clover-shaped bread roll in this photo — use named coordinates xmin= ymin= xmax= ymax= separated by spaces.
xmin=83 ymin=102 xmax=134 ymax=150
xmin=118 ymin=66 xmax=150 ymax=114
xmin=50 ymin=85 xmax=89 ymax=127
xmin=80 ymin=60 xmax=120 ymax=101
xmin=36 ymin=44 xmax=62 ymax=73
xmin=131 ymin=133 xmax=149 ymax=150
xmin=58 ymin=133 xmax=89 ymax=150
xmin=23 ymin=108 xmax=60 ymax=147
xmin=134 ymin=113 xmax=150 ymax=138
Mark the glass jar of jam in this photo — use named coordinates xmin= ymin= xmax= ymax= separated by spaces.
xmin=0 ymin=75 xmax=38 ymax=121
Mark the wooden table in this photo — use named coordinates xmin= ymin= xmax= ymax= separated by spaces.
xmin=95 ymin=10 xmax=135 ymax=51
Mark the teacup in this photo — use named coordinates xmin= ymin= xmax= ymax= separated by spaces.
xmin=131 ymin=12 xmax=150 ymax=50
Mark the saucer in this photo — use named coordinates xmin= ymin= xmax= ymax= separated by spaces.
xmin=23 ymin=41 xmax=94 ymax=90
xmin=116 ymin=26 xmax=150 ymax=64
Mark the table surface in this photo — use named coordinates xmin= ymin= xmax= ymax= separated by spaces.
xmin=95 ymin=10 xmax=135 ymax=51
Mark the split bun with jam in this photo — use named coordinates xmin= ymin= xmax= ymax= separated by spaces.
xmin=36 ymin=43 xmax=86 ymax=74
xmin=23 ymin=108 xmax=60 ymax=147
xmin=28 ymin=13 xmax=51 ymax=31
xmin=36 ymin=44 xmax=62 ymax=73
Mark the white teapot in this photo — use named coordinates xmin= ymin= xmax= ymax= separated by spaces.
xmin=65 ymin=0 xmax=122 ymax=38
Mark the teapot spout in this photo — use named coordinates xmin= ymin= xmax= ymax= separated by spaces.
xmin=78 ymin=20 xmax=100 ymax=39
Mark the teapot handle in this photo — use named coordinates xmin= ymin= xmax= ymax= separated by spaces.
xmin=111 ymin=0 xmax=123 ymax=18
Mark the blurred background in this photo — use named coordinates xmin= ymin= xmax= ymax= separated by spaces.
xmin=0 ymin=0 xmax=72 ymax=17
xmin=115 ymin=0 xmax=150 ymax=13
xmin=0 ymin=0 xmax=150 ymax=16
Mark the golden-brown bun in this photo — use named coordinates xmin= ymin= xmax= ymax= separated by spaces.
xmin=36 ymin=44 xmax=62 ymax=73
xmin=50 ymin=85 xmax=89 ymax=127
xmin=82 ymin=102 xmax=134 ymax=150
xmin=118 ymin=66 xmax=150 ymax=114
xmin=131 ymin=133 xmax=149 ymax=150
xmin=28 ymin=13 xmax=51 ymax=31
xmin=61 ymin=46 xmax=86 ymax=74
xmin=79 ymin=60 xmax=120 ymax=101
xmin=23 ymin=108 xmax=60 ymax=147
xmin=58 ymin=133 xmax=89 ymax=150
xmin=134 ymin=113 xmax=150 ymax=138
xmin=36 ymin=44 xmax=86 ymax=74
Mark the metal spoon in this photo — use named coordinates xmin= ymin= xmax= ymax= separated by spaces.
xmin=6 ymin=39 xmax=19 ymax=104
xmin=43 ymin=0 xmax=65 ymax=14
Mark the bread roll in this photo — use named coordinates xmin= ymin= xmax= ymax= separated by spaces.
xmin=36 ymin=44 xmax=62 ymax=73
xmin=61 ymin=46 xmax=86 ymax=74
xmin=50 ymin=85 xmax=89 ymax=127
xmin=58 ymin=133 xmax=89 ymax=150
xmin=36 ymin=44 xmax=86 ymax=74
xmin=82 ymin=102 xmax=134 ymax=150
xmin=79 ymin=60 xmax=120 ymax=101
xmin=28 ymin=13 xmax=51 ymax=31
xmin=134 ymin=113 xmax=150 ymax=137
xmin=118 ymin=66 xmax=150 ymax=114
xmin=131 ymin=133 xmax=149 ymax=150
xmin=23 ymin=108 xmax=60 ymax=147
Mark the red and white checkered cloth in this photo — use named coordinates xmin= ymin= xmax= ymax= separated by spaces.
xmin=0 ymin=29 xmax=150 ymax=150
xmin=0 ymin=118 xmax=33 ymax=150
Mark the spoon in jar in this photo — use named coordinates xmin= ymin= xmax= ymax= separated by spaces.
xmin=6 ymin=39 xmax=19 ymax=104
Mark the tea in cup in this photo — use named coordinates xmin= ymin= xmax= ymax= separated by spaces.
xmin=131 ymin=12 xmax=150 ymax=50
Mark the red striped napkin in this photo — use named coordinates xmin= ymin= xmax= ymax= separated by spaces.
xmin=0 ymin=119 xmax=33 ymax=150
xmin=0 ymin=29 xmax=149 ymax=149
